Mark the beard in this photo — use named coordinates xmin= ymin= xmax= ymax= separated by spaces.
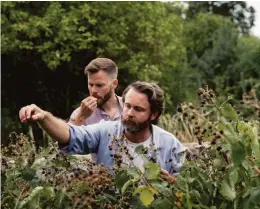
xmin=122 ymin=116 xmax=151 ymax=133
xmin=92 ymin=86 xmax=113 ymax=108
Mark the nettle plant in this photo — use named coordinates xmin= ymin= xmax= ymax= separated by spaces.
xmin=1 ymin=87 xmax=260 ymax=209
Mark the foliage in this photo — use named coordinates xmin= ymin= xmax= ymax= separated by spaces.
xmin=2 ymin=89 xmax=260 ymax=208
xmin=1 ymin=1 xmax=260 ymax=146
xmin=185 ymin=1 xmax=255 ymax=34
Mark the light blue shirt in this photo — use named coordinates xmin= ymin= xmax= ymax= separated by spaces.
xmin=67 ymin=121 xmax=185 ymax=175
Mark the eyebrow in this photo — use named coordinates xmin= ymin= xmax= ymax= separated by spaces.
xmin=125 ymin=103 xmax=146 ymax=110
xmin=88 ymin=82 xmax=105 ymax=85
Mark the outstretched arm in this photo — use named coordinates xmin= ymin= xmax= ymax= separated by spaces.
xmin=19 ymin=104 xmax=70 ymax=144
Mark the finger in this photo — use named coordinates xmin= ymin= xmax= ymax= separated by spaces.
xmin=88 ymin=97 xmax=98 ymax=105
xmin=81 ymin=97 xmax=96 ymax=107
xmin=87 ymin=99 xmax=97 ymax=107
xmin=89 ymin=96 xmax=98 ymax=100
xmin=25 ymin=105 xmax=34 ymax=119
xmin=160 ymin=169 xmax=169 ymax=175
xmin=20 ymin=106 xmax=32 ymax=122
xmin=84 ymin=96 xmax=97 ymax=103
xmin=19 ymin=107 xmax=26 ymax=121
xmin=89 ymin=103 xmax=97 ymax=111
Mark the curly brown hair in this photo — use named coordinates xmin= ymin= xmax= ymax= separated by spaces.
xmin=122 ymin=81 xmax=164 ymax=125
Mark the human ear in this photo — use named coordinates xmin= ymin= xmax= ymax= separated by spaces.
xmin=151 ymin=112 xmax=158 ymax=121
xmin=112 ymin=79 xmax=118 ymax=89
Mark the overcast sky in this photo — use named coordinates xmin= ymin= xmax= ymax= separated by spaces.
xmin=248 ymin=1 xmax=260 ymax=37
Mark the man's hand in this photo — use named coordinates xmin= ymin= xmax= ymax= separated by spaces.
xmin=78 ymin=96 xmax=98 ymax=119
xmin=160 ymin=169 xmax=177 ymax=184
xmin=19 ymin=104 xmax=46 ymax=123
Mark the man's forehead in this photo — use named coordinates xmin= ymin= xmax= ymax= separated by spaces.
xmin=88 ymin=72 xmax=111 ymax=83
xmin=125 ymin=88 xmax=149 ymax=104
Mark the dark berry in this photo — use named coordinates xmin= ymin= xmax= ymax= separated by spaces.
xmin=216 ymin=146 xmax=222 ymax=151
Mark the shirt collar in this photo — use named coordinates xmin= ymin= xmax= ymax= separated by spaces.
xmin=98 ymin=95 xmax=123 ymax=119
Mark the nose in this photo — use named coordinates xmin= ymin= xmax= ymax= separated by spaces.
xmin=126 ymin=107 xmax=135 ymax=117
xmin=90 ymin=86 xmax=98 ymax=94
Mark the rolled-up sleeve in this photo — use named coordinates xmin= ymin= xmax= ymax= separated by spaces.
xmin=66 ymin=123 xmax=101 ymax=154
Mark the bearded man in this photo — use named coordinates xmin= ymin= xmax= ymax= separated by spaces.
xmin=19 ymin=81 xmax=185 ymax=178
xmin=69 ymin=58 xmax=123 ymax=126
xmin=69 ymin=58 xmax=123 ymax=162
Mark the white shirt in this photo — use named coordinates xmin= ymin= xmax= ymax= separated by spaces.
xmin=122 ymin=136 xmax=153 ymax=173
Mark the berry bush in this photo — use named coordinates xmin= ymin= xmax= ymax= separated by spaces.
xmin=1 ymin=87 xmax=260 ymax=209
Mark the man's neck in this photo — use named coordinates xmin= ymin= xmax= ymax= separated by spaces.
xmin=101 ymin=93 xmax=118 ymax=112
xmin=125 ymin=127 xmax=152 ymax=144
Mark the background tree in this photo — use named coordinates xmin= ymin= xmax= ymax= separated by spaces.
xmin=185 ymin=1 xmax=255 ymax=34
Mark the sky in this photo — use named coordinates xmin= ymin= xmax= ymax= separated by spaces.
xmin=248 ymin=1 xmax=260 ymax=37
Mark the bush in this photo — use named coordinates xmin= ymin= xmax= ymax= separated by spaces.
xmin=1 ymin=87 xmax=260 ymax=209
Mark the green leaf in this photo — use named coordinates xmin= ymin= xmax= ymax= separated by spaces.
xmin=150 ymin=198 xmax=172 ymax=209
xmin=221 ymin=103 xmax=238 ymax=120
xmin=21 ymin=168 xmax=36 ymax=181
xmin=54 ymin=187 xmax=66 ymax=207
xmin=177 ymin=176 xmax=188 ymax=191
xmin=145 ymin=162 xmax=160 ymax=179
xmin=18 ymin=186 xmax=43 ymax=209
xmin=243 ymin=187 xmax=260 ymax=209
xmin=231 ymin=142 xmax=245 ymax=165
xmin=115 ymin=170 xmax=130 ymax=189
xmin=213 ymin=158 xmax=224 ymax=169
xmin=220 ymin=180 xmax=236 ymax=201
xmin=228 ymin=168 xmax=238 ymax=188
xmin=42 ymin=187 xmax=55 ymax=199
xmin=133 ymin=186 xmax=158 ymax=207
xmin=150 ymin=182 xmax=171 ymax=196
xmin=200 ymin=193 xmax=210 ymax=205
xmin=251 ymin=126 xmax=260 ymax=161
xmin=135 ymin=145 xmax=145 ymax=154
xmin=121 ymin=179 xmax=134 ymax=194
xmin=127 ymin=167 xmax=141 ymax=180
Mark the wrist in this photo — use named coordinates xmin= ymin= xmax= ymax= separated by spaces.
xmin=70 ymin=113 xmax=86 ymax=125
xmin=42 ymin=111 xmax=52 ymax=121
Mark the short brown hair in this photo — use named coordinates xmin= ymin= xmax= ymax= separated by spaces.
xmin=84 ymin=58 xmax=118 ymax=79
xmin=122 ymin=81 xmax=164 ymax=125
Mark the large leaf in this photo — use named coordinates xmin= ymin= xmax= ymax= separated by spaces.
xmin=21 ymin=168 xmax=36 ymax=181
xmin=150 ymin=198 xmax=172 ymax=209
xmin=228 ymin=168 xmax=238 ymax=188
xmin=127 ymin=167 xmax=141 ymax=180
xmin=150 ymin=182 xmax=172 ymax=196
xmin=221 ymin=103 xmax=238 ymax=120
xmin=243 ymin=187 xmax=260 ymax=209
xmin=220 ymin=180 xmax=236 ymax=201
xmin=115 ymin=170 xmax=130 ymax=189
xmin=231 ymin=142 xmax=245 ymax=165
xmin=133 ymin=186 xmax=158 ymax=207
xmin=145 ymin=162 xmax=160 ymax=179
xmin=200 ymin=193 xmax=210 ymax=205
xmin=18 ymin=186 xmax=54 ymax=209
